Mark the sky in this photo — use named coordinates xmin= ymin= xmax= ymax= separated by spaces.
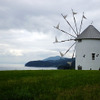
xmin=0 ymin=0 xmax=100 ymax=64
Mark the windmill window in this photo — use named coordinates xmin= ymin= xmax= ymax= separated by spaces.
xmin=78 ymin=39 xmax=82 ymax=42
xmin=78 ymin=65 xmax=82 ymax=70
xmin=96 ymin=54 xmax=99 ymax=57
xmin=90 ymin=68 xmax=92 ymax=70
xmin=92 ymin=53 xmax=95 ymax=60
xmin=83 ymin=54 xmax=85 ymax=58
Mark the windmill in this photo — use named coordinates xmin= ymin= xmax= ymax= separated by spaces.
xmin=54 ymin=9 xmax=87 ymax=58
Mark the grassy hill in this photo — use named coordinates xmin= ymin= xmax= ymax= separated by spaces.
xmin=0 ymin=70 xmax=100 ymax=100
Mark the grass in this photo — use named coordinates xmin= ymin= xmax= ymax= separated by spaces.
xmin=0 ymin=70 xmax=100 ymax=100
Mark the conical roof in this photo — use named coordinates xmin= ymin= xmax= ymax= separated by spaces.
xmin=76 ymin=25 xmax=100 ymax=40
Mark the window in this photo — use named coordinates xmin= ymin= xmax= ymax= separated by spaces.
xmin=92 ymin=53 xmax=95 ymax=60
xmin=83 ymin=54 xmax=85 ymax=58
xmin=78 ymin=39 xmax=82 ymax=42
xmin=90 ymin=68 xmax=92 ymax=70
xmin=78 ymin=65 xmax=82 ymax=70
xmin=96 ymin=54 xmax=99 ymax=57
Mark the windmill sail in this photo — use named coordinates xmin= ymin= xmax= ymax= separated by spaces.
xmin=64 ymin=42 xmax=76 ymax=55
xmin=60 ymin=39 xmax=75 ymax=42
xmin=83 ymin=15 xmax=87 ymax=19
xmin=53 ymin=36 xmax=59 ymax=43
xmin=54 ymin=10 xmax=87 ymax=58
xmin=79 ymin=12 xmax=87 ymax=34
xmin=54 ymin=23 xmax=60 ymax=29
xmin=61 ymin=14 xmax=77 ymax=36
xmin=62 ymin=14 xmax=67 ymax=19
xmin=72 ymin=46 xmax=76 ymax=59
xmin=54 ymin=39 xmax=75 ymax=43
xmin=54 ymin=25 xmax=76 ymax=38
xmin=72 ymin=9 xmax=78 ymax=35
xmin=59 ymin=51 xmax=64 ymax=57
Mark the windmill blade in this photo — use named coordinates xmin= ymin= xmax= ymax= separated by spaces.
xmin=79 ymin=12 xmax=84 ymax=34
xmin=79 ymin=12 xmax=87 ymax=34
xmin=62 ymin=14 xmax=67 ymax=19
xmin=53 ymin=21 xmax=76 ymax=38
xmin=72 ymin=46 xmax=76 ymax=59
xmin=70 ymin=47 xmax=76 ymax=67
xmin=64 ymin=42 xmax=76 ymax=55
xmin=54 ymin=38 xmax=75 ymax=43
xmin=72 ymin=51 xmax=75 ymax=59
xmin=83 ymin=15 xmax=87 ymax=19
xmin=67 ymin=48 xmax=75 ymax=67
xmin=59 ymin=51 xmax=64 ymax=57
xmin=53 ymin=36 xmax=59 ymax=43
xmin=54 ymin=25 xmax=76 ymax=38
xmin=67 ymin=62 xmax=72 ymax=66
xmin=59 ymin=38 xmax=73 ymax=43
xmin=91 ymin=21 xmax=93 ymax=25
xmin=60 ymin=39 xmax=75 ymax=42
xmin=54 ymin=23 xmax=60 ymax=29
xmin=61 ymin=13 xmax=77 ymax=36
xmin=72 ymin=9 xmax=78 ymax=35
xmin=55 ymin=36 xmax=58 ymax=42
xmin=72 ymin=10 xmax=77 ymax=16
xmin=59 ymin=29 xmax=76 ymax=38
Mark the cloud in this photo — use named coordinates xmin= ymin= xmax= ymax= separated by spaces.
xmin=0 ymin=0 xmax=100 ymax=64
xmin=0 ymin=28 xmax=60 ymax=63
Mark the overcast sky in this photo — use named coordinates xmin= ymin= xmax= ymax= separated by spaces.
xmin=0 ymin=0 xmax=100 ymax=64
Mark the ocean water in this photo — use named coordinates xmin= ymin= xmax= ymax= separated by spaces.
xmin=0 ymin=64 xmax=57 ymax=71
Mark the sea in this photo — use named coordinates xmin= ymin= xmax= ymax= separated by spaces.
xmin=0 ymin=64 xmax=57 ymax=71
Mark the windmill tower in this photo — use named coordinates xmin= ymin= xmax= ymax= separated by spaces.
xmin=54 ymin=10 xmax=100 ymax=70
xmin=76 ymin=25 xmax=100 ymax=70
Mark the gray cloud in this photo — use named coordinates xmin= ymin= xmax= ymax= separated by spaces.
xmin=0 ymin=0 xmax=100 ymax=64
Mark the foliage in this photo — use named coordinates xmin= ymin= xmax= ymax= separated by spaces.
xmin=57 ymin=60 xmax=75 ymax=69
xmin=0 ymin=70 xmax=100 ymax=100
xmin=25 ymin=58 xmax=75 ymax=67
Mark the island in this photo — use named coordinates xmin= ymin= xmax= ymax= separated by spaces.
xmin=25 ymin=56 xmax=75 ymax=69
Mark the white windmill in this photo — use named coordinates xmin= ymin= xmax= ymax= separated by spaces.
xmin=54 ymin=10 xmax=100 ymax=70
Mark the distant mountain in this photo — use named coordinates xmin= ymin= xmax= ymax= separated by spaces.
xmin=25 ymin=56 xmax=75 ymax=69
xmin=43 ymin=56 xmax=64 ymax=61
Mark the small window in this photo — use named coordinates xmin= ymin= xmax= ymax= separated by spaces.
xmin=78 ymin=65 xmax=82 ymax=70
xmin=90 ymin=68 xmax=92 ymax=70
xmin=78 ymin=39 xmax=82 ymax=42
xmin=92 ymin=53 xmax=95 ymax=60
xmin=96 ymin=54 xmax=99 ymax=57
xmin=83 ymin=54 xmax=85 ymax=58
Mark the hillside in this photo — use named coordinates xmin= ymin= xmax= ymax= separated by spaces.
xmin=43 ymin=56 xmax=64 ymax=61
xmin=25 ymin=56 xmax=75 ymax=68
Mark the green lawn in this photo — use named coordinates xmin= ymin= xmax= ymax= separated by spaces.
xmin=0 ymin=70 xmax=100 ymax=100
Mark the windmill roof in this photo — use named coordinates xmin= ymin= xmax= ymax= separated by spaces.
xmin=76 ymin=25 xmax=100 ymax=40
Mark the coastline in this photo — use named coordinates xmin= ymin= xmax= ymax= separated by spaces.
xmin=0 ymin=64 xmax=57 ymax=71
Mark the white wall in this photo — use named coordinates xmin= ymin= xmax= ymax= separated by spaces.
xmin=76 ymin=39 xmax=100 ymax=70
